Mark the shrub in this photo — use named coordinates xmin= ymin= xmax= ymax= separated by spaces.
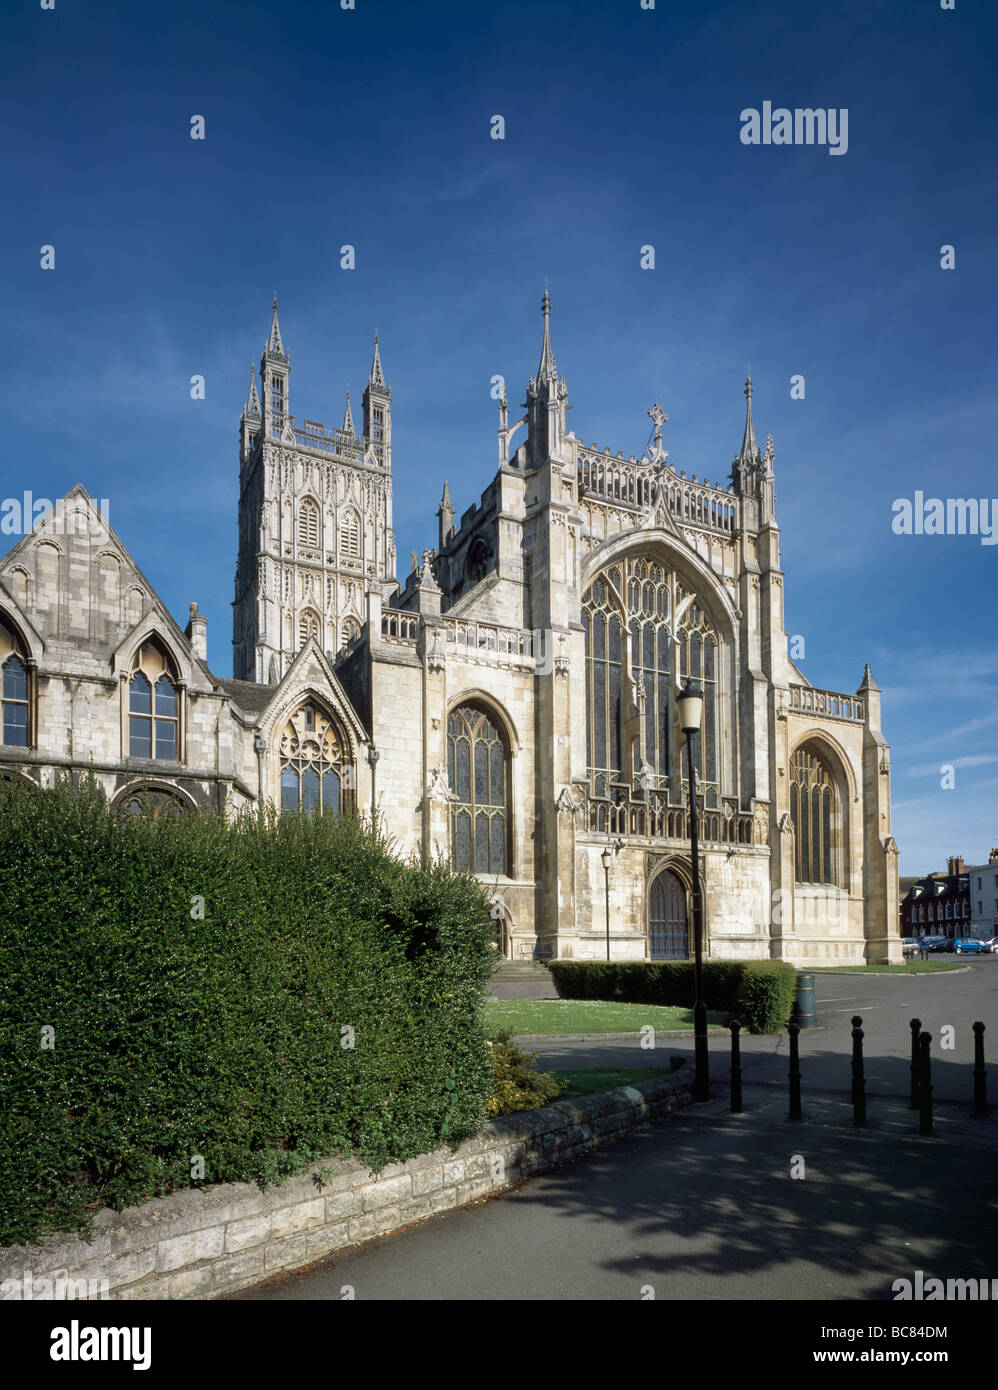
xmin=547 ymin=958 xmax=797 ymax=1033
xmin=733 ymin=960 xmax=798 ymax=1034
xmin=0 ymin=776 xmax=497 ymax=1246
xmin=486 ymin=1030 xmax=565 ymax=1117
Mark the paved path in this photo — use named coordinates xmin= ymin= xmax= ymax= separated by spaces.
xmin=233 ymin=1085 xmax=997 ymax=1301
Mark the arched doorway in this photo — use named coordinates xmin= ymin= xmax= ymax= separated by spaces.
xmin=648 ymin=868 xmax=689 ymax=959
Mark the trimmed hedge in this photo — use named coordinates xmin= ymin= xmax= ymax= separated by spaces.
xmin=547 ymin=959 xmax=798 ymax=1034
xmin=0 ymin=777 xmax=497 ymax=1247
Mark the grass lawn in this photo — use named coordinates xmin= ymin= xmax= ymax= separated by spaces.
xmin=803 ymin=961 xmax=964 ymax=973
xmin=483 ymin=998 xmax=727 ymax=1036
xmin=548 ymin=1064 xmax=683 ymax=1098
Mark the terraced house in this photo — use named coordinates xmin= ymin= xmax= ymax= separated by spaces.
xmin=0 ymin=296 xmax=901 ymax=965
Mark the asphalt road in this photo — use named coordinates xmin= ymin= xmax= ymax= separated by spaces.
xmin=531 ymin=958 xmax=997 ymax=1104
xmin=233 ymin=961 xmax=997 ymax=1301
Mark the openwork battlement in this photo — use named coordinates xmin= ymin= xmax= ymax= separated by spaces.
xmin=789 ymin=684 xmax=864 ymax=722
xmin=381 ymin=612 xmax=544 ymax=670
xmin=577 ymin=448 xmax=738 ymax=534
xmin=588 ymin=790 xmax=762 ymax=846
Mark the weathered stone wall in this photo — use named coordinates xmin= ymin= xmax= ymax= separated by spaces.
xmin=0 ymin=1069 xmax=693 ymax=1302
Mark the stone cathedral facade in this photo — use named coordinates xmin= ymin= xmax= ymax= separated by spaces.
xmin=0 ymin=296 xmax=901 ymax=964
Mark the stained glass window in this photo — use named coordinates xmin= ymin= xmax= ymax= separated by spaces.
xmin=128 ymin=643 xmax=179 ymax=761
xmin=2 ymin=652 xmax=29 ymax=747
xmin=790 ymin=747 xmax=836 ymax=884
xmin=584 ymin=559 xmax=720 ymax=806
xmin=447 ymin=704 xmax=508 ymax=874
xmin=279 ymin=704 xmax=350 ymax=817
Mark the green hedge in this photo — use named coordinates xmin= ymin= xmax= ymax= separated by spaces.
xmin=0 ymin=777 xmax=497 ymax=1247
xmin=547 ymin=959 xmax=797 ymax=1034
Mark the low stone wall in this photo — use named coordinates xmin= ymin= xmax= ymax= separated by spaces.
xmin=0 ymin=1066 xmax=693 ymax=1301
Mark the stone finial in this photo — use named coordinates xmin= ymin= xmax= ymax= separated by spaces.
xmin=739 ymin=376 xmax=759 ymax=463
xmin=369 ymin=333 xmax=386 ymax=388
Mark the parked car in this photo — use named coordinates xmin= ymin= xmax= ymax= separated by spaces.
xmin=946 ymin=937 xmax=988 ymax=954
xmin=980 ymin=937 xmax=998 ymax=953
xmin=915 ymin=936 xmax=950 ymax=954
xmin=901 ymin=938 xmax=919 ymax=957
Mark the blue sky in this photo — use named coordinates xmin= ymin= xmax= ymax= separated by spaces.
xmin=2 ymin=0 xmax=996 ymax=874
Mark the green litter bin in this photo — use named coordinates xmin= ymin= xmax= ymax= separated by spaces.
xmin=795 ymin=972 xmax=819 ymax=1029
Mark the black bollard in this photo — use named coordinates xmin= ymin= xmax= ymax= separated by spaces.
xmin=788 ymin=1021 xmax=802 ymax=1120
xmin=909 ymin=1017 xmax=922 ymax=1109
xmin=729 ymin=1020 xmax=743 ymax=1113
xmin=851 ymin=1015 xmax=866 ymax=1127
xmin=918 ymin=1031 xmax=933 ymax=1136
xmin=973 ymin=1021 xmax=987 ymax=1119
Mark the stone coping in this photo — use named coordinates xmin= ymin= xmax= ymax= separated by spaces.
xmin=0 ymin=1067 xmax=694 ymax=1302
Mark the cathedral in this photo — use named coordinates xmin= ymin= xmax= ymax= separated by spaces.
xmin=0 ymin=296 xmax=901 ymax=964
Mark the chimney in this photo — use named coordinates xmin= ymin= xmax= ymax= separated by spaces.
xmin=989 ymin=848 xmax=998 ymax=864
xmin=186 ymin=601 xmax=208 ymax=662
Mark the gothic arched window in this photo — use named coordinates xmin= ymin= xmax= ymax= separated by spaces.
xmin=128 ymin=642 xmax=180 ymax=761
xmin=119 ymin=787 xmax=186 ymax=820
xmin=790 ymin=746 xmax=837 ymax=884
xmin=341 ymin=510 xmax=360 ymax=560
xmin=583 ymin=560 xmax=721 ymax=811
xmin=279 ymin=703 xmax=352 ymax=816
xmin=297 ymin=498 xmax=319 ymax=550
xmin=1 ymin=618 xmax=30 ymax=748
xmin=676 ymin=586 xmax=719 ymax=808
xmin=448 ymin=703 xmax=509 ymax=874
xmin=466 ymin=539 xmax=488 ymax=587
xmin=299 ymin=609 xmax=320 ymax=650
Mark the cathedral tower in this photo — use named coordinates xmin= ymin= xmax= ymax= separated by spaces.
xmin=233 ymin=302 xmax=397 ymax=683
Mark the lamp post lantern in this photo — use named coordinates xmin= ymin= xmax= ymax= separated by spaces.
xmin=678 ymin=678 xmax=709 ymax=1102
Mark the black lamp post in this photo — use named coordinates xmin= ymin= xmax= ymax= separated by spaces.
xmin=367 ymin=746 xmax=380 ymax=825
xmin=600 ymin=839 xmax=623 ymax=961
xmin=678 ymin=678 xmax=709 ymax=1102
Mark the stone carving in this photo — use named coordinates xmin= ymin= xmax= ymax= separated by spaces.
xmin=556 ymin=786 xmax=585 ymax=818
xmin=425 ymin=766 xmax=457 ymax=803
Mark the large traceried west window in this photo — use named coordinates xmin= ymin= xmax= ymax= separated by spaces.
xmin=676 ymin=585 xmax=719 ymax=807
xmin=280 ymin=703 xmax=351 ymax=816
xmin=790 ymin=746 xmax=837 ymax=884
xmin=447 ymin=703 xmax=509 ymax=874
xmin=583 ymin=559 xmax=719 ymax=808
xmin=128 ymin=642 xmax=179 ymax=761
